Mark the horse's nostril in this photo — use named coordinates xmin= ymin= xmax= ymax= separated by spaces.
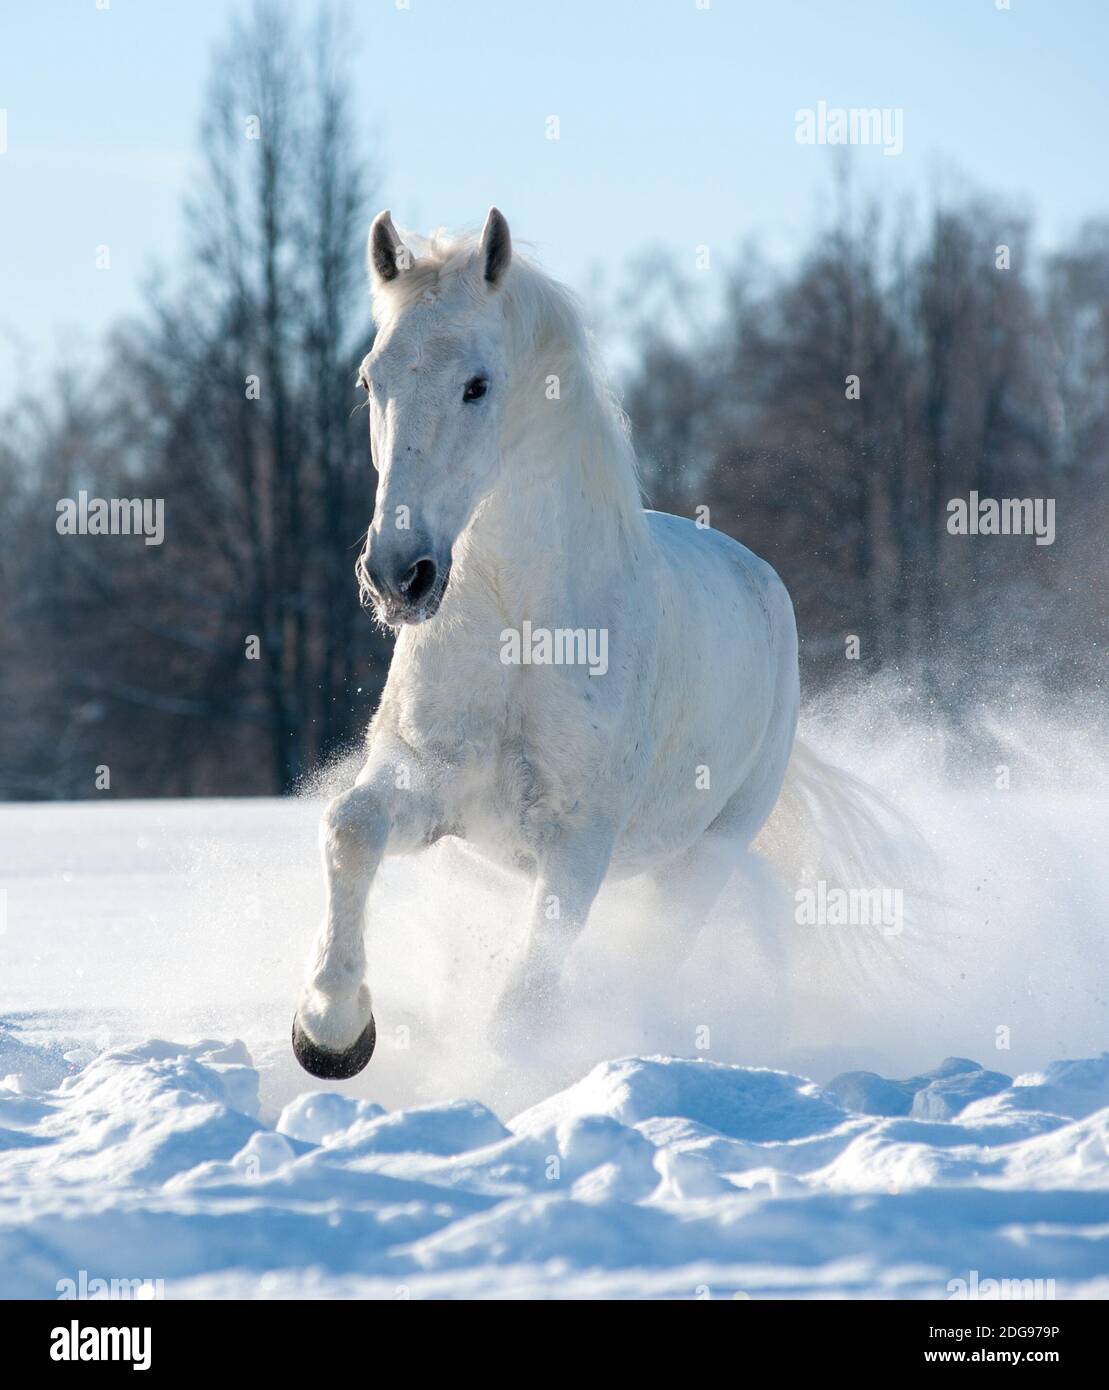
xmin=399 ymin=557 xmax=437 ymax=606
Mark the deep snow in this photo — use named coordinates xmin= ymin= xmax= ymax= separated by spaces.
xmin=1 ymin=1030 xmax=1107 ymax=1299
xmin=1 ymin=699 xmax=1107 ymax=1298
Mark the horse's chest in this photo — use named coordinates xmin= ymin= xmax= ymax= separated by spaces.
xmin=461 ymin=679 xmax=576 ymax=807
xmin=396 ymin=659 xmax=606 ymax=853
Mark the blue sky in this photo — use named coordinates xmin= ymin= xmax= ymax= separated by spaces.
xmin=1 ymin=0 xmax=1106 ymax=405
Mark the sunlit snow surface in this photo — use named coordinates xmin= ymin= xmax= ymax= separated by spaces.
xmin=2 ymin=705 xmax=1107 ymax=1299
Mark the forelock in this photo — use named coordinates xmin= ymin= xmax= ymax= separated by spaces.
xmin=371 ymin=229 xmax=486 ymax=325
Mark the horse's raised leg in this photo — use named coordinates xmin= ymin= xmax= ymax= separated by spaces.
xmin=489 ymin=820 xmax=615 ymax=1053
xmin=292 ymin=751 xmax=441 ymax=1079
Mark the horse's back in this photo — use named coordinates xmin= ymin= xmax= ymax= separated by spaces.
xmin=647 ymin=504 xmax=783 ymax=584
xmin=614 ymin=510 xmax=798 ymax=866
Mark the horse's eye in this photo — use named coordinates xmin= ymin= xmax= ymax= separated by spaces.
xmin=462 ymin=376 xmax=488 ymax=402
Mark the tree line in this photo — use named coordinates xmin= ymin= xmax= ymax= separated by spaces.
xmin=1 ymin=3 xmax=389 ymax=797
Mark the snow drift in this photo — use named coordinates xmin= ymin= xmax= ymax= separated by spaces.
xmin=1 ymin=1033 xmax=1107 ymax=1299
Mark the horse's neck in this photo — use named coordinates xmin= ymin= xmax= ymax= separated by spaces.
xmin=462 ymin=368 xmax=646 ymax=620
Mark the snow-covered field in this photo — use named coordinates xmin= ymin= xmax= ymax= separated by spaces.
xmin=2 ymin=707 xmax=1107 ymax=1299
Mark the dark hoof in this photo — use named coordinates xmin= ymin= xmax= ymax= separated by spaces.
xmin=291 ymin=1013 xmax=376 ymax=1080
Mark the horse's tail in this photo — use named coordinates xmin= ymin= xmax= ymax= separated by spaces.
xmin=753 ymin=735 xmax=931 ymax=919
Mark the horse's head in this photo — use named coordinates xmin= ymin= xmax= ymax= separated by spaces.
xmin=355 ymin=206 xmax=513 ymax=626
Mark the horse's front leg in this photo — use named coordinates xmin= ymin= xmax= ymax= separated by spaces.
xmin=489 ymin=819 xmax=616 ymax=1053
xmin=292 ymin=749 xmax=441 ymax=1079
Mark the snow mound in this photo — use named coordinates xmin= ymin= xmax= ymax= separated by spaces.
xmin=1 ymin=1033 xmax=1106 ymax=1299
xmin=967 ymin=1056 xmax=1109 ymax=1122
xmin=510 ymin=1055 xmax=845 ymax=1141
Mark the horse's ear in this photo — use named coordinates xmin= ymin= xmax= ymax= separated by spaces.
xmin=368 ymin=210 xmax=411 ymax=286
xmin=479 ymin=207 xmax=511 ymax=287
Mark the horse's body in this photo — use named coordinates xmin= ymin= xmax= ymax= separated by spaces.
xmin=378 ymin=510 xmax=797 ymax=883
xmin=292 ymin=209 xmax=799 ymax=1078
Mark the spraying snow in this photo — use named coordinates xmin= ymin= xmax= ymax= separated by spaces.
xmin=1 ymin=687 xmax=1106 ymax=1297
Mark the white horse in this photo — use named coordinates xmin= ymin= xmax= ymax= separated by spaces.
xmin=292 ymin=207 xmax=805 ymax=1079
